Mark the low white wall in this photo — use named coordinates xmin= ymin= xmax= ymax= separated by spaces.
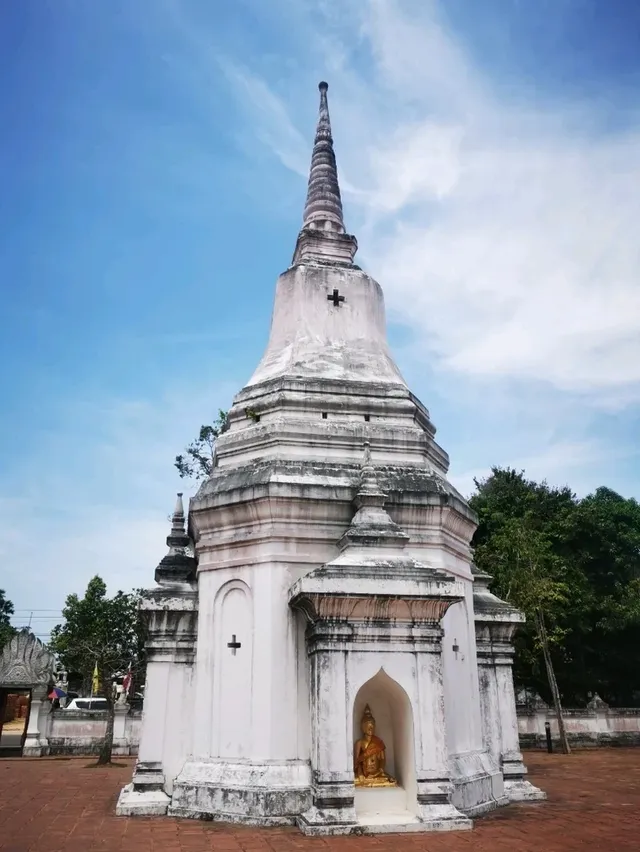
xmin=28 ymin=704 xmax=640 ymax=758
xmin=518 ymin=706 xmax=640 ymax=748
xmin=44 ymin=709 xmax=142 ymax=756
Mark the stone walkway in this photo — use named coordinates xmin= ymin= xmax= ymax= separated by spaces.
xmin=1 ymin=750 xmax=639 ymax=851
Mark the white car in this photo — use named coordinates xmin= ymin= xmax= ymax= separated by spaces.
xmin=64 ymin=697 xmax=108 ymax=711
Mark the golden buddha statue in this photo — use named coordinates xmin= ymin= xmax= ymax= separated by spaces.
xmin=353 ymin=704 xmax=397 ymax=787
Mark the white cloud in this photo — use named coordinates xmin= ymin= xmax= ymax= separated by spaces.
xmin=204 ymin=0 xmax=640 ymax=405
xmin=8 ymin=0 xmax=638 ymax=628
xmin=1 ymin=379 xmax=238 ymax=619
xmin=449 ymin=439 xmax=627 ymax=501
xmin=219 ymin=61 xmax=310 ymax=178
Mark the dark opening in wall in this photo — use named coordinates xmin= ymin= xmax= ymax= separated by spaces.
xmin=322 ymin=412 xmax=328 ymax=419
xmin=364 ymin=414 xmax=370 ymax=422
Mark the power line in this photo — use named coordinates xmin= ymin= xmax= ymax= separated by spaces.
xmin=11 ymin=615 xmax=62 ymax=621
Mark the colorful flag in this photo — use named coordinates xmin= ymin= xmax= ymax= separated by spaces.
xmin=122 ymin=663 xmax=132 ymax=696
xmin=92 ymin=662 xmax=99 ymax=695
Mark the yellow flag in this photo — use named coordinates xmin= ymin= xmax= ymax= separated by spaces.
xmin=92 ymin=662 xmax=99 ymax=695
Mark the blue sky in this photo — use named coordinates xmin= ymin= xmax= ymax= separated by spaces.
xmin=2 ymin=0 xmax=639 ymax=634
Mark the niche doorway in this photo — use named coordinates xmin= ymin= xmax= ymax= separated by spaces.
xmin=352 ymin=669 xmax=417 ymax=824
xmin=0 ymin=688 xmax=31 ymax=757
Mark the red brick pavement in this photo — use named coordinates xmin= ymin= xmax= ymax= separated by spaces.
xmin=0 ymin=750 xmax=638 ymax=852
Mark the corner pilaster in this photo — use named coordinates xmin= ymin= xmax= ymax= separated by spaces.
xmin=117 ymin=495 xmax=198 ymax=816
xmin=473 ymin=567 xmax=546 ymax=803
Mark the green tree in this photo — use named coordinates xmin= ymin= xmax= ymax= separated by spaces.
xmin=557 ymin=487 xmax=640 ymax=706
xmin=175 ymin=409 xmax=228 ymax=482
xmin=471 ymin=468 xmax=640 ymax=715
xmin=0 ymin=589 xmax=16 ymax=652
xmin=474 ymin=514 xmax=572 ymax=753
xmin=50 ymin=576 xmax=145 ymax=765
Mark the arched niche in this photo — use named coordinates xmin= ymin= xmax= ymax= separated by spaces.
xmin=213 ymin=579 xmax=253 ymax=759
xmin=352 ymin=669 xmax=417 ymax=816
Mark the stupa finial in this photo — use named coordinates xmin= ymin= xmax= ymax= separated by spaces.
xmin=292 ymin=83 xmax=358 ymax=266
xmin=359 ymin=440 xmax=381 ymax=497
xmin=337 ymin=441 xmax=410 ymax=550
xmin=170 ymin=492 xmax=186 ymax=536
xmin=300 ymin=81 xmax=345 ymax=234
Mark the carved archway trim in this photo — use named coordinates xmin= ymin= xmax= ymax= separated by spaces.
xmin=0 ymin=629 xmax=56 ymax=688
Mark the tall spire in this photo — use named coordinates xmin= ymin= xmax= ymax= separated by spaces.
xmin=292 ymin=82 xmax=358 ymax=266
xmin=155 ymin=493 xmax=196 ymax=585
xmin=301 ymin=82 xmax=345 ymax=233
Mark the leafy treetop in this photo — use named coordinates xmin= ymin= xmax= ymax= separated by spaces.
xmin=175 ymin=409 xmax=228 ymax=482
xmin=470 ymin=468 xmax=640 ymax=707
xmin=50 ymin=576 xmax=144 ymax=693
xmin=0 ymin=588 xmax=15 ymax=652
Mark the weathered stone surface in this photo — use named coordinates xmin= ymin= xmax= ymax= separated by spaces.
xmin=119 ymin=81 xmax=535 ymax=833
xmin=0 ymin=629 xmax=55 ymax=688
xmin=473 ymin=565 xmax=546 ymax=804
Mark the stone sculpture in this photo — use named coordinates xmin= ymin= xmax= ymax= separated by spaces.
xmin=0 ymin=629 xmax=56 ymax=688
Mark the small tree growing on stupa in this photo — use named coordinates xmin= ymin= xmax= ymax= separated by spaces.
xmin=175 ymin=409 xmax=228 ymax=482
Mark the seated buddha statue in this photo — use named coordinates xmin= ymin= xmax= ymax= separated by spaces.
xmin=353 ymin=704 xmax=397 ymax=787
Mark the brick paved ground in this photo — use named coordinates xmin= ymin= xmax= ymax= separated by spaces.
xmin=1 ymin=750 xmax=639 ymax=852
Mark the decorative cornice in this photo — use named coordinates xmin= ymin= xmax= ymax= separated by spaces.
xmin=472 ymin=563 xmax=524 ymax=626
xmin=291 ymin=592 xmax=457 ymax=625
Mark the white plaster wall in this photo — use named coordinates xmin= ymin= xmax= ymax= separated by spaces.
xmin=295 ymin=612 xmax=311 ymax=760
xmin=214 ymin=581 xmax=253 ymax=758
xmin=193 ymin=562 xmax=307 ymax=764
xmin=248 ymin=265 xmax=406 ymax=387
xmin=47 ymin=711 xmax=141 ymax=755
xmin=313 ymin=649 xmax=349 ymax=776
xmin=49 ymin=714 xmax=108 ymax=739
xmin=137 ymin=661 xmax=171 ymax=765
xmin=477 ymin=662 xmax=501 ymax=762
xmin=162 ymin=664 xmax=195 ymax=794
xmin=495 ymin=662 xmax=520 ymax=757
xmin=518 ymin=708 xmax=640 ymax=738
xmin=192 ymin=570 xmax=217 ymax=758
xmin=442 ymin=592 xmax=483 ymax=755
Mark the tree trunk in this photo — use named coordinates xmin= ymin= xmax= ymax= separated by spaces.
xmin=536 ymin=610 xmax=571 ymax=755
xmin=97 ymin=696 xmax=115 ymax=765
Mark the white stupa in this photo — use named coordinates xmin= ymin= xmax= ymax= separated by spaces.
xmin=117 ymin=82 xmax=544 ymax=834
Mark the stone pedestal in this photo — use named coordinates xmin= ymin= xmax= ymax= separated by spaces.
xmin=112 ymin=703 xmax=129 ymax=754
xmin=169 ymin=760 xmax=312 ymax=824
xmin=117 ymin=761 xmax=171 ymax=816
